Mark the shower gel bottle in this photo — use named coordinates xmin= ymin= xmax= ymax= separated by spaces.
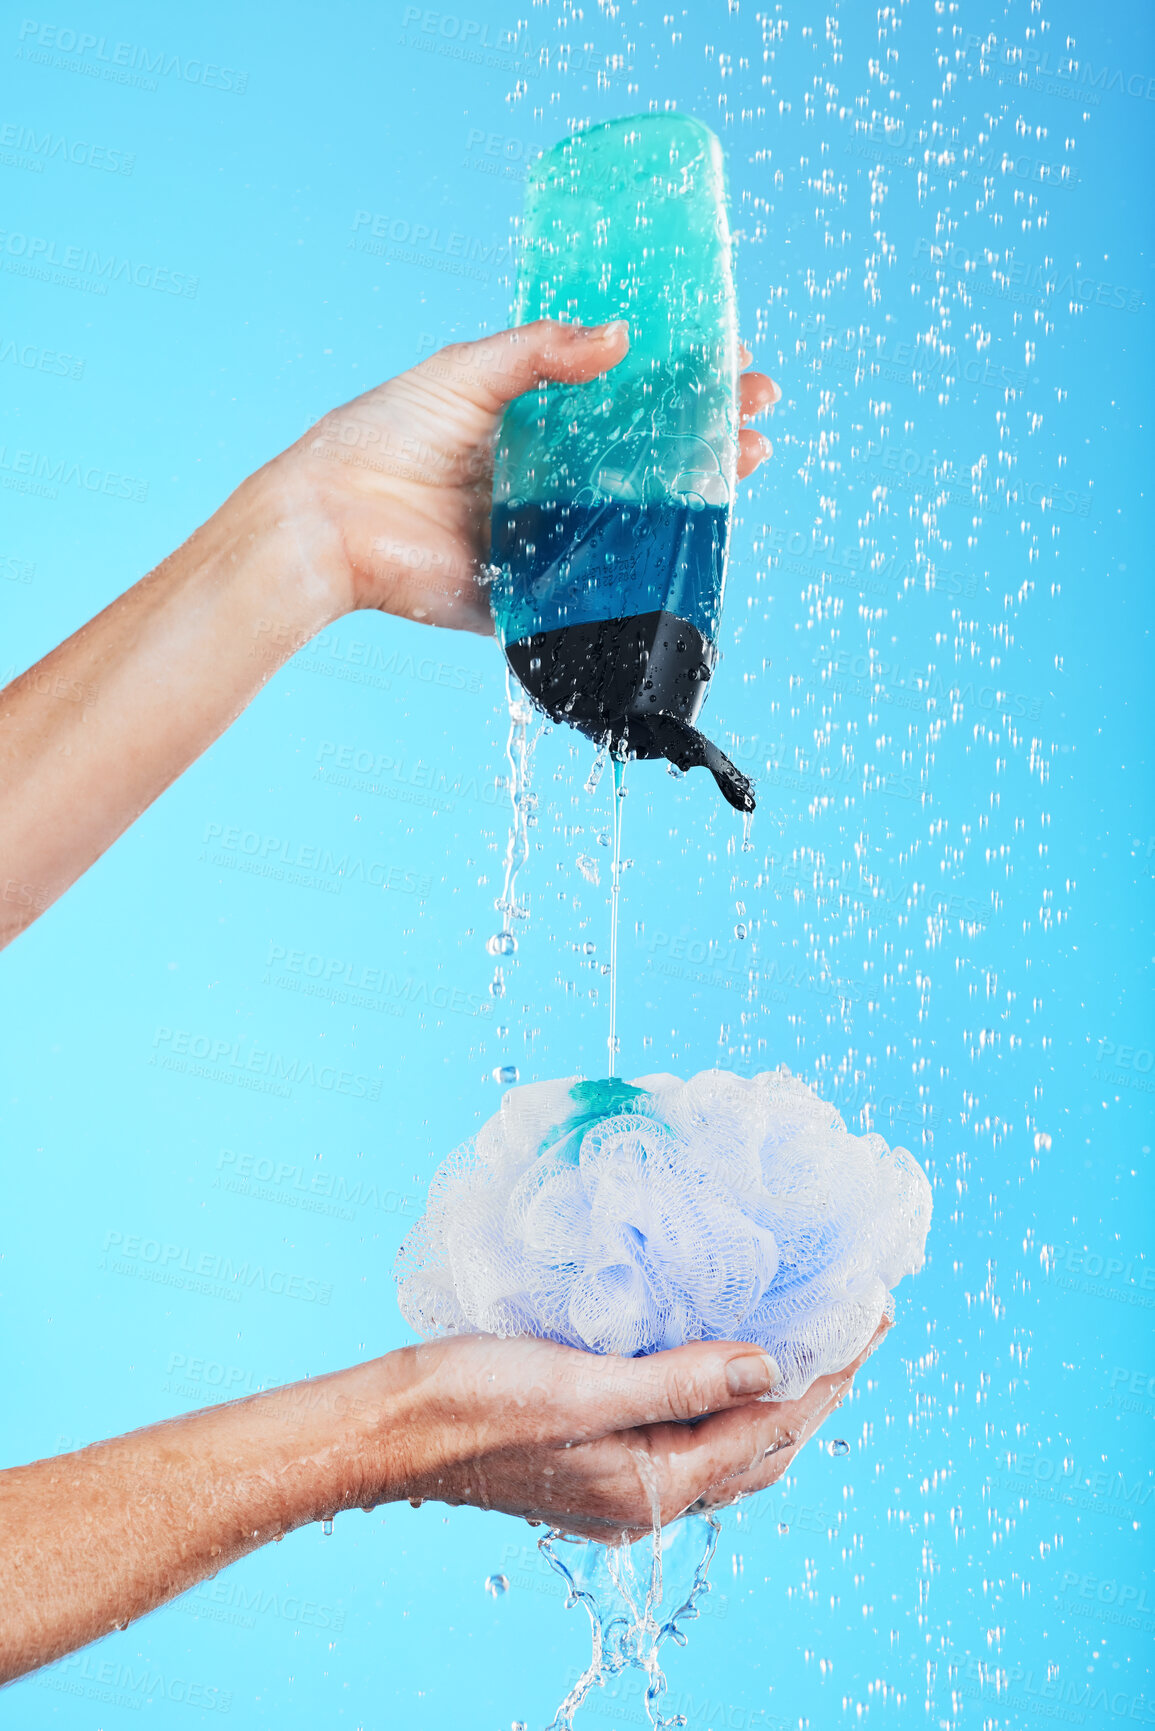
xmin=489 ymin=113 xmax=754 ymax=811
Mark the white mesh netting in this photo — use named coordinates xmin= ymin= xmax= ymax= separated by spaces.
xmin=394 ymin=1067 xmax=933 ymax=1399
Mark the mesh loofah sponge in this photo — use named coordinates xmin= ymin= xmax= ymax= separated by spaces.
xmin=394 ymin=1067 xmax=932 ymax=1399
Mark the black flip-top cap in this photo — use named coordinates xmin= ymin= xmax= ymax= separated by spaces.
xmin=504 ymin=610 xmax=756 ymax=813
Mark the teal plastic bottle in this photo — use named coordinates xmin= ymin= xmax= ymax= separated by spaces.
xmin=489 ymin=113 xmax=754 ymax=812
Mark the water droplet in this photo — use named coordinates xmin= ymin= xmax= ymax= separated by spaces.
xmin=778 ymin=1522 xmax=790 ymax=1535
xmin=408 ymin=1497 xmax=424 ymax=1509
xmin=492 ymin=1065 xmax=520 ymax=1086
xmin=489 ymin=975 xmax=506 ymax=999
xmin=577 ymin=853 xmax=600 ymax=885
xmin=585 ymin=747 xmax=608 ymax=794
xmin=487 ymin=931 xmax=517 ymax=956
xmin=596 ymin=829 xmax=611 ymax=847
xmin=485 ymin=1573 xmax=510 ymax=1598
xmin=734 ymin=923 xmax=747 ymax=940
xmin=829 ymin=1438 xmax=850 ymax=1458
xmin=513 ymin=1721 xmax=529 ymax=1730
xmin=322 ymin=1518 xmax=334 ymax=1536
xmin=583 ymin=941 xmax=596 ymax=955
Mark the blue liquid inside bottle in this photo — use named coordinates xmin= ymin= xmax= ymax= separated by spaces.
xmin=489 ymin=113 xmax=754 ymax=811
xmin=489 ymin=501 xmax=729 ymax=647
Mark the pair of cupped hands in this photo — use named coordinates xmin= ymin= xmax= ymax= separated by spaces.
xmin=395 ymin=1325 xmax=888 ymax=1542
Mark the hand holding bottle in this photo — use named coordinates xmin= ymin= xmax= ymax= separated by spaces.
xmin=274 ymin=317 xmax=779 ymax=634
xmin=0 ymin=320 xmax=776 ymax=945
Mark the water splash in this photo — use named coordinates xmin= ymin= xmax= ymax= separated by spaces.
xmin=491 ymin=669 xmax=542 ymax=1015
xmin=538 ymin=1510 xmax=721 ymax=1731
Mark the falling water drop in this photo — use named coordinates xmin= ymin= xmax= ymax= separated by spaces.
xmin=778 ymin=1522 xmax=790 ymax=1536
xmin=734 ymin=923 xmax=747 ymax=940
xmin=585 ymin=745 xmax=608 ymax=795
xmin=488 ymin=932 xmax=517 ymax=957
xmin=485 ymin=1573 xmax=510 ymax=1598
xmin=322 ymin=1518 xmax=333 ymax=1536
xmin=829 ymin=1438 xmax=851 ymax=1458
xmin=493 ymin=1065 xmax=520 ymax=1085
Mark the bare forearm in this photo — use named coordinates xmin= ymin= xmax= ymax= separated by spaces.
xmin=0 ymin=1355 xmax=415 ymax=1682
xmin=0 ymin=468 xmax=343 ymax=947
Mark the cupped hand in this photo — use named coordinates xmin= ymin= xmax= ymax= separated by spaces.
xmin=266 ymin=320 xmax=781 ymax=636
xmin=386 ymin=1321 xmax=887 ymax=1543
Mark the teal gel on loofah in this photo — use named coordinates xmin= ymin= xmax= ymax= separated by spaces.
xmin=540 ymin=1078 xmax=651 ymax=1164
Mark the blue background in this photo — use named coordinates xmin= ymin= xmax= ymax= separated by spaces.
xmin=1 ymin=1 xmax=1152 ymax=1727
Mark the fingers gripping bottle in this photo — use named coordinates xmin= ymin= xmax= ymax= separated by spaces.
xmin=489 ymin=113 xmax=755 ymax=812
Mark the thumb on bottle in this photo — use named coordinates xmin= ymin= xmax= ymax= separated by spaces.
xmin=426 ymin=317 xmax=630 ymax=415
